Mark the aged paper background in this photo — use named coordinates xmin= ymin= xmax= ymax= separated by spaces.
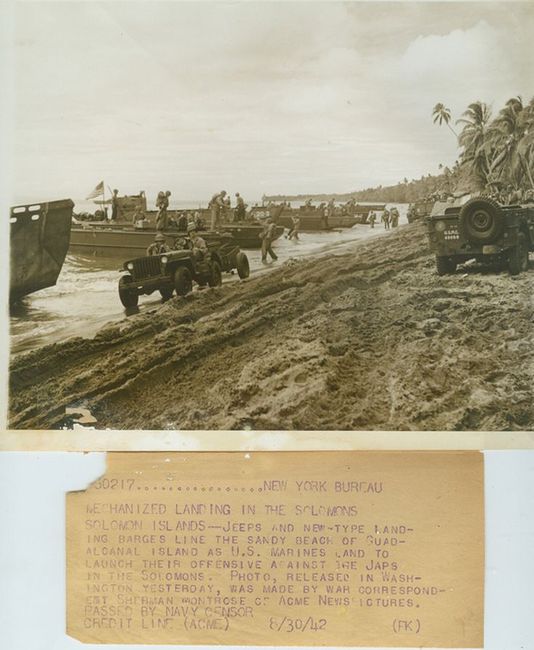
xmin=1 ymin=1 xmax=534 ymax=445
xmin=67 ymin=451 xmax=484 ymax=647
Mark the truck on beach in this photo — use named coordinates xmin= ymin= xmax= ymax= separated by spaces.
xmin=10 ymin=199 xmax=73 ymax=302
xmin=426 ymin=197 xmax=533 ymax=276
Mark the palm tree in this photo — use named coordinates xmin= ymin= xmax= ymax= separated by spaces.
xmin=487 ymin=96 xmax=532 ymax=189
xmin=456 ymin=102 xmax=493 ymax=188
xmin=516 ymin=97 xmax=534 ymax=188
xmin=432 ymin=103 xmax=458 ymax=138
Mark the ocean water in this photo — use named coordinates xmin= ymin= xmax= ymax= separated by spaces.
xmin=10 ymin=204 xmax=408 ymax=356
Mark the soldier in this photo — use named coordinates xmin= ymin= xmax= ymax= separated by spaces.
xmin=194 ymin=211 xmax=206 ymax=230
xmin=173 ymin=234 xmax=189 ymax=251
xmin=346 ymin=198 xmax=356 ymax=216
xmin=327 ymin=198 xmax=335 ymax=216
xmin=235 ymin=193 xmax=246 ymax=221
xmin=156 ymin=191 xmax=171 ymax=230
xmin=188 ymin=223 xmax=208 ymax=262
xmin=111 ymin=189 xmax=120 ymax=221
xmin=390 ymin=207 xmax=399 ymax=228
xmin=288 ymin=214 xmax=301 ymax=241
xmin=177 ymin=212 xmax=188 ymax=231
xmin=261 ymin=218 xmax=278 ymax=263
xmin=368 ymin=211 xmax=376 ymax=228
xmin=131 ymin=206 xmax=146 ymax=225
xmin=146 ymin=233 xmax=169 ymax=256
xmin=208 ymin=190 xmax=227 ymax=230
xmin=325 ymin=198 xmax=335 ymax=227
xmin=382 ymin=208 xmax=390 ymax=229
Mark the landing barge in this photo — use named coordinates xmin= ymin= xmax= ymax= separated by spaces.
xmin=70 ymin=221 xmax=283 ymax=256
xmin=251 ymin=204 xmax=386 ymax=231
xmin=10 ymin=199 xmax=73 ymax=301
xmin=70 ymin=206 xmax=283 ymax=256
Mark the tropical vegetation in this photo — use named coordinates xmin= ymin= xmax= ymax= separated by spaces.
xmin=434 ymin=96 xmax=534 ymax=192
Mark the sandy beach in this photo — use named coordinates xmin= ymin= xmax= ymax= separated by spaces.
xmin=9 ymin=221 xmax=533 ymax=431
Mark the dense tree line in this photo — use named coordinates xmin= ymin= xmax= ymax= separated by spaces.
xmin=434 ymin=96 xmax=534 ymax=193
xmin=264 ymin=170 xmax=455 ymax=204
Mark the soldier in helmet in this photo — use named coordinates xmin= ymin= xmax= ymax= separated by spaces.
xmin=235 ymin=192 xmax=247 ymax=221
xmin=187 ymin=222 xmax=208 ymax=262
xmin=260 ymin=218 xmax=278 ymax=263
xmin=177 ymin=212 xmax=188 ymax=231
xmin=390 ymin=206 xmax=399 ymax=228
xmin=208 ymin=190 xmax=227 ymax=230
xmin=194 ymin=211 xmax=206 ymax=230
xmin=146 ymin=233 xmax=170 ymax=256
xmin=156 ymin=190 xmax=171 ymax=230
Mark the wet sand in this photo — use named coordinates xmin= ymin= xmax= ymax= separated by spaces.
xmin=10 ymin=222 xmax=389 ymax=355
xmin=9 ymin=221 xmax=533 ymax=431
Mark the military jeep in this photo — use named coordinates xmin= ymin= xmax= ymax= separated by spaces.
xmin=407 ymin=200 xmax=434 ymax=223
xmin=427 ymin=197 xmax=534 ymax=276
xmin=118 ymin=236 xmax=250 ymax=308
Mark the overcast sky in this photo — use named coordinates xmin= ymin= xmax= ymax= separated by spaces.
xmin=5 ymin=1 xmax=534 ymax=204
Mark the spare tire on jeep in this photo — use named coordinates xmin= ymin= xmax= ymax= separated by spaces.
xmin=458 ymin=197 xmax=504 ymax=244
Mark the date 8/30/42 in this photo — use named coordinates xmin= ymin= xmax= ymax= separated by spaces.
xmin=269 ymin=616 xmax=327 ymax=632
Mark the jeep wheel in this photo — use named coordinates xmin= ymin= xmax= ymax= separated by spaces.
xmin=159 ymin=286 xmax=174 ymax=301
xmin=458 ymin=197 xmax=504 ymax=244
xmin=435 ymin=256 xmax=457 ymax=276
xmin=236 ymin=252 xmax=250 ymax=279
xmin=508 ymin=232 xmax=529 ymax=276
xmin=208 ymin=261 xmax=222 ymax=288
xmin=174 ymin=267 xmax=193 ymax=296
xmin=118 ymin=275 xmax=139 ymax=308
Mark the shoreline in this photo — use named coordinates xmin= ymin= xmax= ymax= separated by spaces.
xmin=9 ymin=222 xmax=534 ymax=431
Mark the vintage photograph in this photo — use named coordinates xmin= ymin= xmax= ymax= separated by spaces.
xmin=5 ymin=1 xmax=534 ymax=431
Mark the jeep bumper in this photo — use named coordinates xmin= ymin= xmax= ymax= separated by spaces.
xmin=482 ymin=244 xmax=503 ymax=255
xmin=126 ymin=275 xmax=173 ymax=294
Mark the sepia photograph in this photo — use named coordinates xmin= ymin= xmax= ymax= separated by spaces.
xmin=4 ymin=0 xmax=534 ymax=432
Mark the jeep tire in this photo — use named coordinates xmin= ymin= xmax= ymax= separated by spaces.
xmin=458 ymin=197 xmax=504 ymax=244
xmin=208 ymin=261 xmax=222 ymax=288
xmin=236 ymin=252 xmax=250 ymax=279
xmin=508 ymin=232 xmax=529 ymax=276
xmin=159 ymin=286 xmax=174 ymax=301
xmin=174 ymin=267 xmax=193 ymax=296
xmin=435 ymin=255 xmax=457 ymax=276
xmin=118 ymin=275 xmax=139 ymax=308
